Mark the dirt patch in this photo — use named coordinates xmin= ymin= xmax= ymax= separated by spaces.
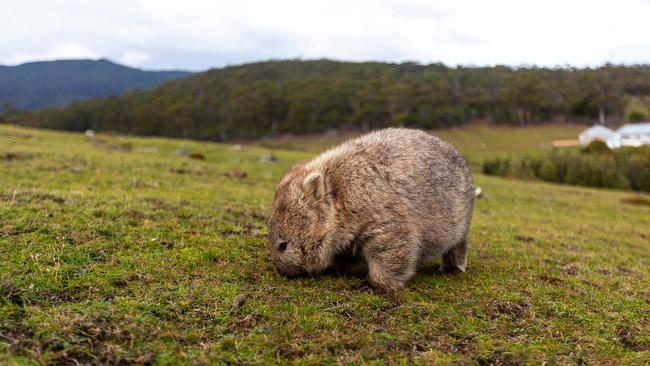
xmin=188 ymin=152 xmax=205 ymax=160
xmin=142 ymin=197 xmax=190 ymax=212
xmin=125 ymin=209 xmax=147 ymax=221
xmin=229 ymin=314 xmax=262 ymax=331
xmin=0 ymin=131 xmax=33 ymax=139
xmin=620 ymin=196 xmax=650 ymax=206
xmin=226 ymin=170 xmax=248 ymax=179
xmin=221 ymin=170 xmax=247 ymax=179
xmin=34 ymin=193 xmax=65 ymax=204
xmin=1 ymin=191 xmax=65 ymax=205
xmin=514 ymin=235 xmax=534 ymax=243
xmin=38 ymin=313 xmax=154 ymax=365
xmin=277 ymin=343 xmax=306 ymax=361
xmin=1 ymin=151 xmax=33 ymax=161
xmin=225 ymin=207 xmax=267 ymax=222
xmin=489 ymin=300 xmax=530 ymax=319
xmin=476 ymin=348 xmax=527 ymax=366
xmin=159 ymin=240 xmax=174 ymax=249
xmin=170 ymin=166 xmax=207 ymax=175
xmin=111 ymin=277 xmax=129 ymax=288
xmin=538 ymin=274 xmax=565 ymax=286
xmin=143 ymin=197 xmax=172 ymax=209
xmin=1 ymin=225 xmax=37 ymax=236
xmin=562 ymin=264 xmax=579 ymax=276
xmin=617 ymin=326 xmax=649 ymax=351
xmin=0 ymin=321 xmax=34 ymax=361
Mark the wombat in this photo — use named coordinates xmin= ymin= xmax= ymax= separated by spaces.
xmin=268 ymin=128 xmax=475 ymax=291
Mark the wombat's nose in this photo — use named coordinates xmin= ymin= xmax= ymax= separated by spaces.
xmin=278 ymin=264 xmax=303 ymax=278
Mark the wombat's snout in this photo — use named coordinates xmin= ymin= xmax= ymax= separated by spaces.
xmin=276 ymin=264 xmax=303 ymax=278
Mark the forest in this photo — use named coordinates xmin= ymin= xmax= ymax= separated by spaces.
xmin=5 ymin=60 xmax=650 ymax=141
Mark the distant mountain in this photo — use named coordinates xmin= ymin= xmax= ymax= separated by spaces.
xmin=0 ymin=59 xmax=192 ymax=111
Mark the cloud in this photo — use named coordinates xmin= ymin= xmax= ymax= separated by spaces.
xmin=1 ymin=0 xmax=649 ymax=70
xmin=119 ymin=50 xmax=151 ymax=67
xmin=5 ymin=41 xmax=99 ymax=65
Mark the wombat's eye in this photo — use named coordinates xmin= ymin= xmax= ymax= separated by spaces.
xmin=278 ymin=241 xmax=288 ymax=252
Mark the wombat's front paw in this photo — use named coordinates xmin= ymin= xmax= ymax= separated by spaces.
xmin=367 ymin=277 xmax=405 ymax=293
xmin=440 ymin=264 xmax=465 ymax=275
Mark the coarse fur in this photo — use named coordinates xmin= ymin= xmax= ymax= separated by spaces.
xmin=268 ymin=128 xmax=475 ymax=291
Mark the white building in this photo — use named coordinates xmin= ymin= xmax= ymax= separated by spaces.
xmin=578 ymin=125 xmax=621 ymax=149
xmin=617 ymin=123 xmax=650 ymax=147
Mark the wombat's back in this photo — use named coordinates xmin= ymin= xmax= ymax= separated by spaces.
xmin=310 ymin=128 xmax=475 ymax=257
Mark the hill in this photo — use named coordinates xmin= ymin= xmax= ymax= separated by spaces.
xmin=1 ymin=125 xmax=648 ymax=364
xmin=0 ymin=59 xmax=192 ymax=111
xmin=7 ymin=60 xmax=650 ymax=140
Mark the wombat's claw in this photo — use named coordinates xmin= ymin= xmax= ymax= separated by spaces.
xmin=352 ymin=281 xmax=372 ymax=291
xmin=440 ymin=264 xmax=466 ymax=275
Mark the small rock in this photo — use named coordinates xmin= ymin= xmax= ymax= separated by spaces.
xmin=231 ymin=170 xmax=247 ymax=179
xmin=135 ymin=353 xmax=155 ymax=364
xmin=175 ymin=146 xmax=190 ymax=156
xmin=259 ymin=154 xmax=278 ymax=162
xmin=232 ymin=294 xmax=247 ymax=310
xmin=84 ymin=129 xmax=96 ymax=139
xmin=474 ymin=186 xmax=483 ymax=198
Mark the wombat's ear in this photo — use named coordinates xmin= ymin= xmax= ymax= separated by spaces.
xmin=302 ymin=172 xmax=325 ymax=200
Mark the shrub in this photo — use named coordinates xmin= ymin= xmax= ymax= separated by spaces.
xmin=482 ymin=157 xmax=510 ymax=176
xmin=482 ymin=146 xmax=649 ymax=193
xmin=581 ymin=140 xmax=612 ymax=154
xmin=538 ymin=160 xmax=558 ymax=182
xmin=628 ymin=111 xmax=647 ymax=122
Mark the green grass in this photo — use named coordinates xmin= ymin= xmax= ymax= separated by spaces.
xmin=1 ymin=124 xmax=648 ymax=365
xmin=256 ymin=123 xmax=586 ymax=168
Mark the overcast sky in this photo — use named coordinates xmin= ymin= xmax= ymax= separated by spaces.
xmin=2 ymin=0 xmax=649 ymax=71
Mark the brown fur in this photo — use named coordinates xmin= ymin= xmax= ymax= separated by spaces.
xmin=268 ymin=128 xmax=475 ymax=291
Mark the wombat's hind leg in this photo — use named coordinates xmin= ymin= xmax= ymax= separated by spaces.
xmin=441 ymin=239 xmax=468 ymax=273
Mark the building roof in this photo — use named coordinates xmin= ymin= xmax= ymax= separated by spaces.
xmin=617 ymin=123 xmax=650 ymax=135
xmin=580 ymin=125 xmax=617 ymax=137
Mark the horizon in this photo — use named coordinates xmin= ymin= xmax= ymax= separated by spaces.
xmin=3 ymin=0 xmax=650 ymax=71
xmin=2 ymin=57 xmax=649 ymax=73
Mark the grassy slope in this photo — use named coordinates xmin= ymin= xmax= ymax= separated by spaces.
xmin=256 ymin=123 xmax=586 ymax=166
xmin=0 ymin=125 xmax=648 ymax=365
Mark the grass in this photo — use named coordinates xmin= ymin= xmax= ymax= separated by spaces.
xmin=1 ymin=124 xmax=648 ymax=365
xmin=256 ymin=123 xmax=586 ymax=168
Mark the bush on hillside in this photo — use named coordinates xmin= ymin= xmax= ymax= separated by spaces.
xmin=628 ymin=111 xmax=647 ymax=122
xmin=482 ymin=146 xmax=650 ymax=192
xmin=581 ymin=140 xmax=612 ymax=154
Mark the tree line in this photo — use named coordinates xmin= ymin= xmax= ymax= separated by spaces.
xmin=6 ymin=60 xmax=650 ymax=141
